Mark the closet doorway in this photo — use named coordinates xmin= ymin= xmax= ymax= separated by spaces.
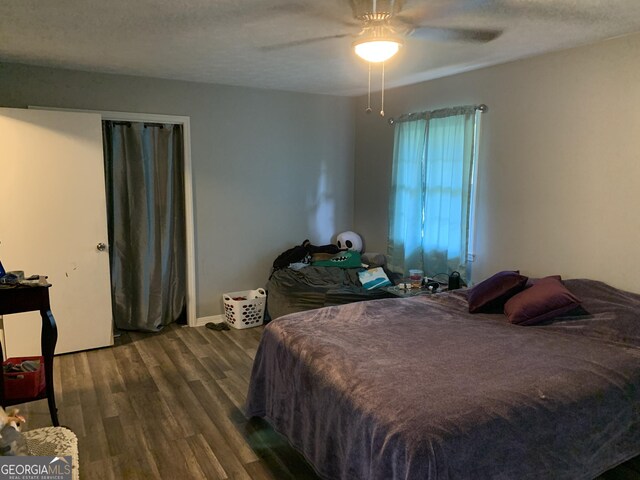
xmin=35 ymin=106 xmax=197 ymax=331
xmin=101 ymin=111 xmax=197 ymax=330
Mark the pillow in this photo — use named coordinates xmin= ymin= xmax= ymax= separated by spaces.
xmin=468 ymin=270 xmax=529 ymax=313
xmin=358 ymin=267 xmax=392 ymax=290
xmin=525 ymin=275 xmax=562 ymax=288
xmin=505 ymin=276 xmax=581 ymax=326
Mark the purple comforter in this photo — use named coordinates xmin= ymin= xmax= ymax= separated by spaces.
xmin=245 ymin=280 xmax=640 ymax=479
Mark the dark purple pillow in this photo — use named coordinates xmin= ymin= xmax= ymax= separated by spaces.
xmin=468 ymin=270 xmax=529 ymax=313
xmin=505 ymin=276 xmax=581 ymax=326
xmin=525 ymin=275 xmax=562 ymax=288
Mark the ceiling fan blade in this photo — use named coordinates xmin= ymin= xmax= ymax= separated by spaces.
xmin=267 ymin=2 xmax=358 ymax=28
xmin=305 ymin=9 xmax=360 ymax=28
xmin=396 ymin=0 xmax=492 ymax=24
xmin=491 ymin=3 xmax=604 ymax=23
xmin=411 ymin=26 xmax=502 ymax=43
xmin=260 ymin=33 xmax=353 ymax=52
xmin=397 ymin=0 xmax=602 ymax=24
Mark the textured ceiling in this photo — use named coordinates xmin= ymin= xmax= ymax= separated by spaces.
xmin=1 ymin=0 xmax=640 ymax=96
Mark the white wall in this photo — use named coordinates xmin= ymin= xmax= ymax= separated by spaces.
xmin=354 ymin=32 xmax=640 ymax=293
xmin=0 ymin=63 xmax=356 ymax=318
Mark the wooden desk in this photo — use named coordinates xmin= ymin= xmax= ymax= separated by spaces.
xmin=0 ymin=283 xmax=59 ymax=426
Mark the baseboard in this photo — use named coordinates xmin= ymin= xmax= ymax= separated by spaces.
xmin=193 ymin=314 xmax=225 ymax=327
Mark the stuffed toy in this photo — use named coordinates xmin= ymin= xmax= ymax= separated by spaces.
xmin=336 ymin=231 xmax=363 ymax=253
xmin=312 ymin=250 xmax=363 ymax=269
xmin=0 ymin=407 xmax=28 ymax=456
xmin=0 ymin=407 xmax=25 ymax=432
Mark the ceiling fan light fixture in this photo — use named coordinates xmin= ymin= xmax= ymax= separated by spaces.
xmin=353 ymin=38 xmax=403 ymax=62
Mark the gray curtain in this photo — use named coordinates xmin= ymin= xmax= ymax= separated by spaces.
xmin=102 ymin=121 xmax=186 ymax=332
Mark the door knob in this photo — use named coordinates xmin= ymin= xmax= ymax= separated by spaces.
xmin=96 ymin=242 xmax=107 ymax=251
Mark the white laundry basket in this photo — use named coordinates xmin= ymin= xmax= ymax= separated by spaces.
xmin=223 ymin=288 xmax=266 ymax=329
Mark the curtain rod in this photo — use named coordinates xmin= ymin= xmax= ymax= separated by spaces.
xmin=109 ymin=120 xmax=175 ymax=129
xmin=388 ymin=104 xmax=488 ymax=126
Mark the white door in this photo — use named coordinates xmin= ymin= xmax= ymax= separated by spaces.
xmin=0 ymin=107 xmax=113 ymax=356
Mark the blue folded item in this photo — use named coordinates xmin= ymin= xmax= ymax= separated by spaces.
xmin=358 ymin=267 xmax=392 ymax=290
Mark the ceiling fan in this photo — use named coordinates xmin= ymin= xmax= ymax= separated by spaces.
xmin=261 ymin=0 xmax=502 ymax=116
xmin=261 ymin=0 xmax=503 ymax=62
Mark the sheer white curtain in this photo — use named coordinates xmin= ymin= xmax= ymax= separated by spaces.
xmin=387 ymin=118 xmax=427 ymax=275
xmin=388 ymin=107 xmax=478 ymax=281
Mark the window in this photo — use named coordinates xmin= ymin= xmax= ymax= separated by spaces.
xmin=388 ymin=105 xmax=481 ymax=281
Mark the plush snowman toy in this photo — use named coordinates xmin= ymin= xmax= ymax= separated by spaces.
xmin=336 ymin=231 xmax=363 ymax=253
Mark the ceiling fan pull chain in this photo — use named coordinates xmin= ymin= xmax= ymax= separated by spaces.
xmin=366 ymin=62 xmax=372 ymax=114
xmin=380 ymin=61 xmax=385 ymax=117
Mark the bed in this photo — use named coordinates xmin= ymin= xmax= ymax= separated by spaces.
xmin=246 ymin=279 xmax=640 ymax=479
xmin=265 ymin=264 xmax=396 ymax=320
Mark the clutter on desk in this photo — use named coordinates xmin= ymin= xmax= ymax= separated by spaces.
xmin=0 ymin=270 xmax=24 ymax=285
xmin=0 ymin=265 xmax=48 ymax=287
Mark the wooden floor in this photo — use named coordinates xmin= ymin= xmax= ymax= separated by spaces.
xmin=17 ymin=323 xmax=319 ymax=479
xmin=14 ymin=323 xmax=640 ymax=479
